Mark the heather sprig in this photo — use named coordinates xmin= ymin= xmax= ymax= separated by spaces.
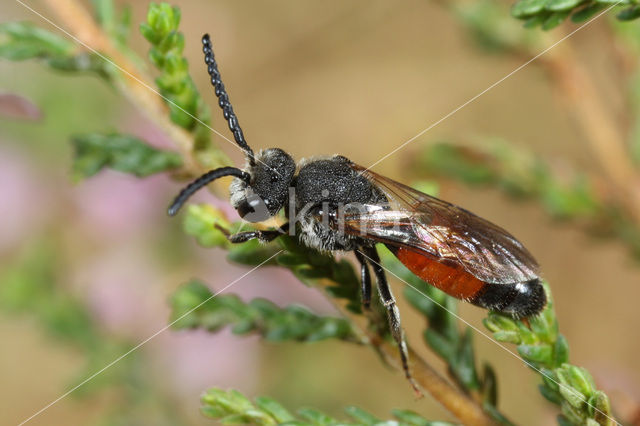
xmin=1 ymin=1 xmax=629 ymax=424
xmin=200 ymin=387 xmax=455 ymax=426
xmin=484 ymin=285 xmax=614 ymax=425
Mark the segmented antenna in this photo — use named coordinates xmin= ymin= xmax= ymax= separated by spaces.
xmin=202 ymin=34 xmax=255 ymax=166
xmin=167 ymin=167 xmax=250 ymax=216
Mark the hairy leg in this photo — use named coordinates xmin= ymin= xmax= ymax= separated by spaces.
xmin=216 ymin=223 xmax=289 ymax=244
xmin=361 ymin=246 xmax=420 ymax=394
xmin=354 ymin=249 xmax=372 ymax=309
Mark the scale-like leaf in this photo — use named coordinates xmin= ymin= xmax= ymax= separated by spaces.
xmin=71 ymin=133 xmax=182 ymax=179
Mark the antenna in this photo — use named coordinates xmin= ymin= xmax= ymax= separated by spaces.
xmin=167 ymin=167 xmax=250 ymax=216
xmin=202 ymin=34 xmax=255 ymax=166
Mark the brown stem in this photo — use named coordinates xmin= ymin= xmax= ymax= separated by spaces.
xmin=539 ymin=41 xmax=640 ymax=223
xmin=319 ymin=279 xmax=496 ymax=426
xmin=438 ymin=0 xmax=640 ymax=223
xmin=384 ymin=341 xmax=495 ymax=425
xmin=42 ymin=0 xmax=209 ymax=175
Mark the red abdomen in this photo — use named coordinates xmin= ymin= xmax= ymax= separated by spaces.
xmin=390 ymin=246 xmax=485 ymax=300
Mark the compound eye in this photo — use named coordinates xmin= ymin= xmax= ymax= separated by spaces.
xmin=308 ymin=205 xmax=323 ymax=217
xmin=237 ymin=194 xmax=271 ymax=222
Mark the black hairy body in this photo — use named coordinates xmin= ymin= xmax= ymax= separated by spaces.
xmin=168 ymin=34 xmax=546 ymax=395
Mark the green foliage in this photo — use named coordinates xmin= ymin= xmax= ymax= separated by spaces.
xmin=4 ymin=1 xmax=624 ymax=424
xmin=169 ymin=280 xmax=360 ymax=343
xmin=412 ymin=141 xmax=640 ymax=260
xmin=0 ymin=242 xmax=193 ymax=425
xmin=275 ymin=236 xmax=365 ymax=315
xmin=0 ymin=21 xmax=72 ymax=60
xmin=613 ymin=21 xmax=640 ymax=167
xmin=200 ymin=388 xmax=454 ymax=425
xmin=510 ymin=0 xmax=637 ymax=30
xmin=449 ymin=0 xmax=541 ymax=53
xmin=484 ymin=284 xmax=614 ymax=425
xmin=179 ymin=191 xmax=618 ymax=425
xmin=0 ymin=243 xmax=99 ymax=349
xmin=140 ymin=2 xmax=212 ymax=150
xmin=91 ymin=0 xmax=132 ymax=48
xmin=71 ymin=132 xmax=182 ymax=180
xmin=183 ymin=204 xmax=233 ymax=248
xmin=0 ymin=22 xmax=111 ymax=78
xmin=182 ymin=204 xmax=365 ymax=314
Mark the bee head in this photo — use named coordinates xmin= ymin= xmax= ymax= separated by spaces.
xmin=230 ymin=148 xmax=296 ymax=222
xmin=167 ymin=36 xmax=296 ymax=222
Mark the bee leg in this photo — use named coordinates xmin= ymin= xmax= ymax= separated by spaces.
xmin=215 ymin=223 xmax=289 ymax=244
xmin=354 ymin=249 xmax=372 ymax=309
xmin=361 ymin=246 xmax=421 ymax=395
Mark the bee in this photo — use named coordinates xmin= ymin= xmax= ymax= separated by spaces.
xmin=168 ymin=34 xmax=546 ymax=392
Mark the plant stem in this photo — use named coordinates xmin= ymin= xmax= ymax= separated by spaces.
xmin=42 ymin=0 xmax=204 ymax=173
xmin=318 ymin=278 xmax=496 ymax=426
xmin=540 ymin=40 xmax=640 ymax=221
xmin=438 ymin=0 xmax=640 ymax=223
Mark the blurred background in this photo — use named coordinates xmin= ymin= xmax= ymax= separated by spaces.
xmin=1 ymin=0 xmax=640 ymax=425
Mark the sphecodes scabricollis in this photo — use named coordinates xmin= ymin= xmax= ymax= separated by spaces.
xmin=168 ymin=34 xmax=546 ymax=392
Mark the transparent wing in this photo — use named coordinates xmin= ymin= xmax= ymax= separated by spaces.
xmin=342 ymin=164 xmax=540 ymax=284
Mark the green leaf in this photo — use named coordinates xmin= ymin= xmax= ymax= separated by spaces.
xmin=71 ymin=133 xmax=182 ymax=180
xmin=540 ymin=368 xmax=560 ymax=392
xmin=557 ymin=414 xmax=575 ymax=426
xmin=451 ymin=328 xmax=481 ymax=390
xmin=508 ymin=0 xmax=636 ymax=24
xmin=557 ymin=382 xmax=587 ymax=410
xmin=546 ymin=0 xmax=585 ymax=12
xmin=424 ymin=329 xmax=454 ymax=360
xmin=140 ymin=2 xmax=216 ymax=152
xmin=617 ymin=5 xmax=640 ymax=20
xmin=182 ymin=204 xmax=231 ymax=248
xmin=202 ymin=389 xmax=276 ymax=425
xmin=276 ymin=236 xmax=363 ymax=314
xmin=553 ymin=335 xmax=570 ymax=366
xmin=344 ymin=406 xmax=381 ymax=424
xmin=484 ymin=313 xmax=519 ymax=333
xmin=517 ymin=343 xmax=553 ymax=364
xmin=169 ymin=280 xmax=358 ymax=343
xmin=512 ymin=0 xmax=550 ymax=18
xmin=392 ymin=409 xmax=456 ymax=426
xmin=276 ymin=253 xmax=308 ymax=266
xmin=0 ymin=22 xmax=73 ymax=60
xmin=228 ymin=238 xmax=281 ymax=266
xmin=255 ymin=397 xmax=297 ymax=423
xmin=416 ymin=142 xmax=495 ymax=185
xmin=523 ymin=13 xmax=549 ymax=28
xmin=480 ymin=363 xmax=498 ymax=407
xmin=542 ymin=10 xmax=571 ymax=30
xmin=557 ymin=365 xmax=595 ymax=401
xmin=539 ymin=383 xmax=564 ymax=404
xmin=92 ymin=0 xmax=116 ymax=33
xmin=570 ymin=3 xmax=606 ymax=22
xmin=297 ymin=408 xmax=338 ymax=425
xmin=0 ymin=22 xmax=111 ymax=78
xmin=492 ymin=330 xmax=521 ymax=344
xmin=590 ymin=391 xmax=612 ymax=424
xmin=92 ymin=0 xmax=132 ymax=47
xmin=202 ymin=388 xmax=451 ymax=425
